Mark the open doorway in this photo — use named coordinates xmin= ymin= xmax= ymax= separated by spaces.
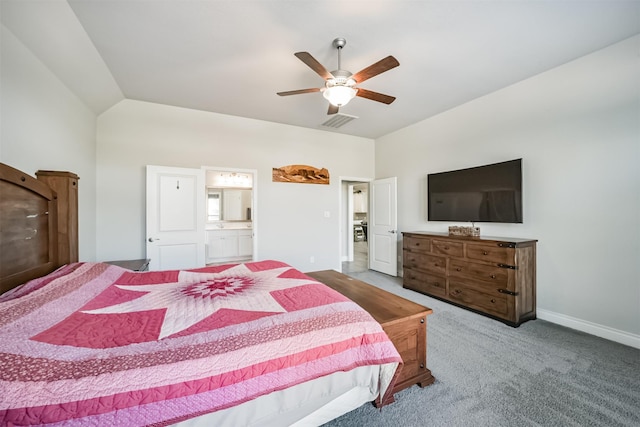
xmin=203 ymin=166 xmax=258 ymax=266
xmin=341 ymin=180 xmax=369 ymax=274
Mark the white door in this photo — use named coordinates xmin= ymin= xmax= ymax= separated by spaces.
xmin=146 ymin=165 xmax=206 ymax=271
xmin=369 ymin=177 xmax=398 ymax=276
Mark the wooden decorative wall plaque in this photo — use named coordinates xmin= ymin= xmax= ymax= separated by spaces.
xmin=272 ymin=164 xmax=330 ymax=185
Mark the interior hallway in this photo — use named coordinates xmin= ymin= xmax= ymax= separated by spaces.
xmin=342 ymin=240 xmax=369 ymax=274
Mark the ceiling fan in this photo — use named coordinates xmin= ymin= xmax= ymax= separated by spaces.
xmin=277 ymin=38 xmax=400 ymax=115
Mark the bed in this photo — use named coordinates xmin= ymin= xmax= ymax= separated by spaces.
xmin=0 ymin=162 xmax=402 ymax=426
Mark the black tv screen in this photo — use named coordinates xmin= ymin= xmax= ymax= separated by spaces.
xmin=428 ymin=159 xmax=522 ymax=223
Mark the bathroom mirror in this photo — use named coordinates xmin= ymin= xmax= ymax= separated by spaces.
xmin=207 ymin=187 xmax=252 ymax=221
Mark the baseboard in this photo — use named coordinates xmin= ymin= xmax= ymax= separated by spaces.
xmin=537 ymin=309 xmax=640 ymax=349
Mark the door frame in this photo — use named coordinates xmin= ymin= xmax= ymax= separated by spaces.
xmin=339 ymin=176 xmax=372 ymax=271
xmin=202 ymin=166 xmax=258 ymax=261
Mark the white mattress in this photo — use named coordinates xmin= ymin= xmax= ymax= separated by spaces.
xmin=173 ymin=362 xmax=397 ymax=427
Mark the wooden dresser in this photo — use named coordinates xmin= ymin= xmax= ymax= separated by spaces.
xmin=307 ymin=270 xmax=434 ymax=405
xmin=402 ymin=232 xmax=537 ymax=327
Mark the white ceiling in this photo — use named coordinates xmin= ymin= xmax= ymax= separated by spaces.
xmin=3 ymin=1 xmax=639 ymax=139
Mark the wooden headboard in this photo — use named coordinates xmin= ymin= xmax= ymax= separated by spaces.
xmin=0 ymin=163 xmax=79 ymax=295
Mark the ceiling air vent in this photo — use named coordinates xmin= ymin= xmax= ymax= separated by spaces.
xmin=321 ymin=113 xmax=358 ymax=129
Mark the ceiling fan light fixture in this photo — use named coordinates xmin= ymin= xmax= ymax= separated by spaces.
xmin=323 ymin=78 xmax=358 ymax=107
xmin=323 ymin=86 xmax=357 ymax=107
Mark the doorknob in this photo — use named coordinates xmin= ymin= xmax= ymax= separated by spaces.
xmin=388 ymin=230 xmax=397 ymax=234
xmin=148 ymin=237 xmax=160 ymax=242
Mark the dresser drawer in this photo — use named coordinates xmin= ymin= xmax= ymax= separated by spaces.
xmin=403 ymin=235 xmax=430 ymax=252
xmin=448 ymin=281 xmax=509 ymax=318
xmin=424 ymin=255 xmax=446 ymax=276
xmin=466 ymin=243 xmax=515 ymax=265
xmin=431 ymin=240 xmax=464 ymax=257
xmin=404 ymin=253 xmax=446 ymax=276
xmin=449 ymin=259 xmax=509 ymax=284
xmin=403 ymin=251 xmax=429 ymax=269
xmin=403 ymin=269 xmax=446 ymax=298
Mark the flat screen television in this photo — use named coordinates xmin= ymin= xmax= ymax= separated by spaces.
xmin=427 ymin=159 xmax=522 ymax=223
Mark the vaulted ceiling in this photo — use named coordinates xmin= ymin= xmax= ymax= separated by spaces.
xmin=3 ymin=1 xmax=639 ymax=139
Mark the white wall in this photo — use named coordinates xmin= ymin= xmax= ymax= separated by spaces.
xmin=96 ymin=100 xmax=374 ymax=272
xmin=376 ymin=35 xmax=640 ymax=345
xmin=0 ymin=25 xmax=98 ymax=261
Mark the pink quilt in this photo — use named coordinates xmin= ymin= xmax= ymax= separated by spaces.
xmin=0 ymin=260 xmax=401 ymax=426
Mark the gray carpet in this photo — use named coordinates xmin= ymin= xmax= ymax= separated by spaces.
xmin=323 ymin=270 xmax=640 ymax=427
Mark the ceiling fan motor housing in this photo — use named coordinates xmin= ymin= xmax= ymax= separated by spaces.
xmin=326 ymin=69 xmax=356 ymax=88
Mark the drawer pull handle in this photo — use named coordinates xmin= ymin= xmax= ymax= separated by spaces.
xmin=444 ymin=246 xmax=449 ymax=250
xmin=498 ymin=288 xmax=518 ymax=296
xmin=420 ymin=318 xmax=425 ymax=324
xmin=456 ymin=268 xmax=462 ymax=271
xmin=483 ymin=251 xmax=488 ymax=255
xmin=420 ymin=363 xmax=424 ymax=368
xmin=490 ymin=299 xmax=496 ymax=303
xmin=490 ymin=274 xmax=496 ymax=279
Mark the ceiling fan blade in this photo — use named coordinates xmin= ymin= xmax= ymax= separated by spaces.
xmin=294 ymin=52 xmax=334 ymax=80
xmin=356 ymin=88 xmax=396 ymax=104
xmin=351 ymin=56 xmax=400 ymax=84
xmin=277 ymin=88 xmax=321 ymax=96
xmin=327 ymin=104 xmax=339 ymax=115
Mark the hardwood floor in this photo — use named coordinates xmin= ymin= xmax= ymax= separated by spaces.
xmin=342 ymin=240 xmax=369 ymax=273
